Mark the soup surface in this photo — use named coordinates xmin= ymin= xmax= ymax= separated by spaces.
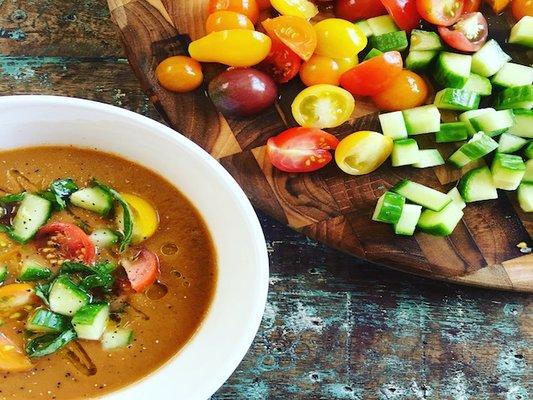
xmin=0 ymin=146 xmax=216 ymax=399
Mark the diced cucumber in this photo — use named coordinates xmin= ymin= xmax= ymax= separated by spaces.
xmin=458 ymin=166 xmax=498 ymax=202
xmin=417 ymin=202 xmax=464 ymax=236
xmin=406 ymin=50 xmax=437 ymax=70
xmin=369 ymin=31 xmax=408 ymax=52
xmin=392 ymin=180 xmax=451 ymax=211
xmin=89 ymin=228 xmax=120 ymax=249
xmin=495 ymin=85 xmax=533 ymax=110
xmin=492 ymin=63 xmax=533 ymax=88
xmin=402 ymin=105 xmax=441 ymax=135
xmin=435 ymin=52 xmax=472 ymax=88
xmin=27 ymin=309 xmax=69 ymax=333
xmin=366 ymin=15 xmax=398 ymax=36
xmin=394 ymin=204 xmax=422 ymax=236
xmin=379 ymin=111 xmax=408 ymax=139
xmin=471 ymin=39 xmax=511 ymax=77
xmin=364 ymin=48 xmax=383 ymax=60
xmin=49 ymin=275 xmax=90 ymax=316
xmin=70 ymin=187 xmax=114 ymax=216
xmin=507 ymin=109 xmax=533 ymax=138
xmin=355 ymin=20 xmax=373 ymax=37
xmin=498 ymin=133 xmax=528 ymax=153
xmin=523 ymin=159 xmax=533 ymax=183
xmin=517 ymin=183 xmax=533 ymax=212
xmin=372 ymin=192 xmax=405 ymax=224
xmin=459 ymin=108 xmax=495 ymax=136
xmin=413 ymin=149 xmax=445 ymax=168
xmin=434 ymin=88 xmax=480 ymax=111
xmin=10 ymin=194 xmax=52 ymax=244
xmin=102 ymin=328 xmax=134 ymax=350
xmin=19 ymin=258 xmax=52 ymax=281
xmin=392 ymin=138 xmax=419 ymax=166
xmin=491 ymin=153 xmax=526 ymax=190
xmin=525 ymin=142 xmax=533 ymax=159
xmin=436 ymin=122 xmax=468 ymax=143
xmin=410 ymin=29 xmax=443 ymax=51
xmin=72 ymin=303 xmax=109 ymax=341
xmin=509 ymin=16 xmax=533 ymax=48
xmin=448 ymin=132 xmax=499 ymax=168
xmin=447 ymin=187 xmax=466 ymax=210
xmin=0 ymin=265 xmax=7 ymax=285
xmin=469 ymin=109 xmax=515 ymax=137
xmin=463 ymin=73 xmax=492 ymax=96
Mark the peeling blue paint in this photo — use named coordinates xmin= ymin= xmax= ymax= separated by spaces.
xmin=323 ymin=383 xmax=364 ymax=399
xmin=0 ymin=28 xmax=26 ymax=41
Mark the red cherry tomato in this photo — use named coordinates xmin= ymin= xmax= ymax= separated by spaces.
xmin=257 ymin=38 xmax=302 ymax=83
xmin=462 ymin=0 xmax=481 ymax=13
xmin=334 ymin=0 xmax=387 ymax=20
xmin=512 ymin=0 xmax=533 ymax=20
xmin=416 ymin=0 xmax=464 ymax=26
xmin=380 ymin=0 xmax=421 ymax=31
xmin=438 ymin=12 xmax=488 ymax=52
xmin=340 ymin=51 xmax=403 ymax=96
xmin=267 ymin=127 xmax=339 ymax=173
xmin=36 ymin=222 xmax=96 ymax=264
xmin=121 ymin=248 xmax=160 ymax=292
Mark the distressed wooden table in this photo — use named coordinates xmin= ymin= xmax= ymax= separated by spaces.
xmin=0 ymin=1 xmax=531 ymax=399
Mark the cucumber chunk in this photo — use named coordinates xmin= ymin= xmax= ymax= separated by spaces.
xmin=413 ymin=149 xmax=445 ymax=168
xmin=517 ymin=183 xmax=533 ymax=212
xmin=469 ymin=109 xmax=515 ymax=137
xmin=507 ymin=109 xmax=533 ymax=138
xmin=27 ymin=309 xmax=69 ymax=333
xmin=471 ymin=39 xmax=511 ymax=77
xmin=392 ymin=138 xmax=419 ymax=166
xmin=459 ymin=108 xmax=495 ymax=136
xmin=102 ymin=328 xmax=134 ymax=350
xmin=447 ymin=187 xmax=466 ymax=210
xmin=495 ymin=85 xmax=533 ymax=110
xmin=525 ymin=142 xmax=533 ymax=159
xmin=436 ymin=122 xmax=468 ymax=143
xmin=491 ymin=153 xmax=526 ymax=190
xmin=392 ymin=180 xmax=451 ymax=211
xmin=434 ymin=88 xmax=480 ymax=111
xmin=448 ymin=132 xmax=499 ymax=168
xmin=402 ymin=105 xmax=441 ymax=135
xmin=463 ymin=73 xmax=492 ymax=96
xmin=410 ymin=29 xmax=443 ymax=51
xmin=406 ymin=50 xmax=437 ymax=70
xmin=369 ymin=30 xmax=408 ymax=52
xmin=70 ymin=187 xmax=114 ymax=216
xmin=364 ymin=48 xmax=383 ymax=61
xmin=492 ymin=63 xmax=533 ymax=88
xmin=355 ymin=20 xmax=373 ymax=37
xmin=372 ymin=192 xmax=405 ymax=224
xmin=523 ymin=159 xmax=533 ymax=183
xmin=89 ymin=229 xmax=119 ymax=249
xmin=417 ymin=202 xmax=464 ymax=236
xmin=19 ymin=258 xmax=52 ymax=282
xmin=49 ymin=275 xmax=90 ymax=316
xmin=394 ymin=204 xmax=422 ymax=236
xmin=0 ymin=265 xmax=7 ymax=285
xmin=379 ymin=111 xmax=408 ymax=139
xmin=366 ymin=15 xmax=398 ymax=35
xmin=435 ymin=52 xmax=472 ymax=88
xmin=498 ymin=133 xmax=528 ymax=153
xmin=509 ymin=16 xmax=533 ymax=48
xmin=458 ymin=166 xmax=498 ymax=202
xmin=72 ymin=303 xmax=109 ymax=341
xmin=10 ymin=194 xmax=52 ymax=244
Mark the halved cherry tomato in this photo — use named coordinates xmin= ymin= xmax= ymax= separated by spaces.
xmin=271 ymin=0 xmax=319 ymax=19
xmin=486 ymin=0 xmax=511 ymax=13
xmin=262 ymin=16 xmax=317 ymax=61
xmin=205 ymin=10 xmax=254 ymax=33
xmin=438 ymin=12 xmax=488 ymax=52
xmin=292 ymin=84 xmax=355 ymax=129
xmin=267 ymin=127 xmax=339 ymax=172
xmin=314 ymin=18 xmax=367 ymax=59
xmin=117 ymin=194 xmax=159 ymax=244
xmin=300 ymin=55 xmax=341 ymax=86
xmin=121 ymin=248 xmax=159 ymax=292
xmin=0 ymin=283 xmax=38 ymax=314
xmin=155 ymin=56 xmax=204 ymax=93
xmin=340 ymin=51 xmax=403 ymax=96
xmin=335 ymin=131 xmax=393 ymax=175
xmin=35 ymin=222 xmax=95 ymax=264
xmin=512 ymin=0 xmax=533 ymax=19
xmin=380 ymin=0 xmax=421 ymax=31
xmin=371 ymin=70 xmax=428 ymax=111
xmin=208 ymin=0 xmax=260 ymax=24
xmin=0 ymin=332 xmax=32 ymax=372
xmin=257 ymin=0 xmax=272 ymax=10
xmin=258 ymin=37 xmax=302 ymax=83
xmin=416 ymin=0 xmax=464 ymax=26
xmin=462 ymin=0 xmax=481 ymax=13
xmin=334 ymin=0 xmax=387 ymax=20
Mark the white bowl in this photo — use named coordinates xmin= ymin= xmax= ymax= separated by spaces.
xmin=0 ymin=95 xmax=269 ymax=400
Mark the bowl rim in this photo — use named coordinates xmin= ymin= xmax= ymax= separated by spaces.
xmin=0 ymin=94 xmax=270 ymax=399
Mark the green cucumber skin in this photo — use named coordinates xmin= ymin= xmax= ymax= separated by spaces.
xmin=19 ymin=261 xmax=52 ymax=282
xmin=417 ymin=203 xmax=464 ymax=236
xmin=508 ymin=109 xmax=533 ymax=138
xmin=402 ymin=105 xmax=441 ymax=135
xmin=517 ymin=183 xmax=533 ymax=212
xmin=364 ymin=48 xmax=383 ymax=61
xmin=392 ymin=180 xmax=451 ymax=212
xmin=495 ymin=85 xmax=533 ymax=110
xmin=0 ymin=265 xmax=7 ymax=284
xmin=525 ymin=142 xmax=533 ymax=159
xmin=436 ymin=122 xmax=468 ymax=143
xmin=458 ymin=166 xmax=498 ymax=202
xmin=434 ymin=52 xmax=472 ymax=89
xmin=413 ymin=149 xmax=445 ymax=168
xmin=463 ymin=73 xmax=492 ymax=96
xmin=497 ymin=133 xmax=528 ymax=153
xmin=369 ymin=31 xmax=408 ymax=52
xmin=471 ymin=39 xmax=511 ymax=77
xmin=10 ymin=194 xmax=52 ymax=244
xmin=509 ymin=16 xmax=533 ymax=48
xmin=27 ymin=309 xmax=69 ymax=333
xmin=491 ymin=153 xmax=526 ymax=190
xmin=406 ymin=50 xmax=437 ymax=70
xmin=434 ymin=88 xmax=481 ymax=111
xmin=373 ymin=192 xmax=405 ymax=224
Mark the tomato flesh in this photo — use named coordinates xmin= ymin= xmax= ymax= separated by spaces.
xmin=258 ymin=37 xmax=302 ymax=83
xmin=438 ymin=12 xmax=488 ymax=52
xmin=334 ymin=0 xmax=387 ymax=20
xmin=122 ymin=248 xmax=159 ymax=293
xmin=372 ymin=70 xmax=428 ymax=111
xmin=0 ymin=332 xmax=32 ymax=372
xmin=335 ymin=131 xmax=393 ymax=175
xmin=416 ymin=0 xmax=464 ymax=26
xmin=462 ymin=0 xmax=481 ymax=13
xmin=0 ymin=284 xmax=38 ymax=314
xmin=512 ymin=0 xmax=533 ymax=20
xmin=262 ymin=16 xmax=317 ymax=61
xmin=36 ymin=222 xmax=96 ymax=264
xmin=380 ymin=0 xmax=421 ymax=31
xmin=267 ymin=127 xmax=339 ymax=173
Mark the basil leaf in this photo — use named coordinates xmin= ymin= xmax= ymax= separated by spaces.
xmin=80 ymin=274 xmax=115 ymax=292
xmin=34 ymin=282 xmax=51 ymax=306
xmin=59 ymin=262 xmax=94 ymax=275
xmin=26 ymin=329 xmax=77 ymax=358
xmin=48 ymin=178 xmax=78 ymax=210
xmin=93 ymin=261 xmax=117 ymax=275
xmin=0 ymin=192 xmax=25 ymax=204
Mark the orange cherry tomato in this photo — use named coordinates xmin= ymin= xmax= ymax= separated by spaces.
xmin=300 ymin=55 xmax=341 ymax=86
xmin=371 ymin=70 xmax=428 ymax=111
xmin=0 ymin=332 xmax=32 ymax=372
xmin=205 ymin=10 xmax=254 ymax=33
xmin=262 ymin=15 xmax=317 ymax=61
xmin=416 ymin=0 xmax=464 ymax=26
xmin=512 ymin=0 xmax=533 ymax=19
xmin=257 ymin=0 xmax=272 ymax=10
xmin=462 ymin=0 xmax=481 ymax=13
xmin=155 ymin=56 xmax=203 ymax=93
xmin=485 ymin=0 xmax=511 ymax=13
xmin=208 ymin=0 xmax=260 ymax=24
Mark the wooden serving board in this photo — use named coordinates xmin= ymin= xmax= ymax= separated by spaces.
xmin=107 ymin=0 xmax=532 ymax=292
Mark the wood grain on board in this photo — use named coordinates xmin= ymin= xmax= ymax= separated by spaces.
xmin=107 ymin=0 xmax=533 ymax=292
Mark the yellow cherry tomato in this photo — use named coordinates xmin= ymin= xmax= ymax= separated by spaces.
xmin=0 ymin=283 xmax=37 ymax=314
xmin=335 ymin=131 xmax=393 ymax=175
xmin=155 ymin=56 xmax=203 ymax=93
xmin=291 ymin=84 xmax=355 ymax=129
xmin=205 ymin=11 xmax=254 ymax=33
xmin=116 ymin=194 xmax=159 ymax=244
xmin=189 ymin=29 xmax=271 ymax=67
xmin=271 ymin=0 xmax=318 ymax=19
xmin=0 ymin=333 xmax=32 ymax=372
xmin=300 ymin=55 xmax=341 ymax=86
xmin=314 ymin=18 xmax=367 ymax=59
xmin=335 ymin=55 xmax=359 ymax=74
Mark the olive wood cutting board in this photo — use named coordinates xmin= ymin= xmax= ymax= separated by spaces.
xmin=107 ymin=0 xmax=533 ymax=292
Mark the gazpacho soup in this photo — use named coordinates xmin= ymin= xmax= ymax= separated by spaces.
xmin=0 ymin=146 xmax=217 ymax=399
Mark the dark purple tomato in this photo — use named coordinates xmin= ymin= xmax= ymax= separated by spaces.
xmin=208 ymin=68 xmax=278 ymax=117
